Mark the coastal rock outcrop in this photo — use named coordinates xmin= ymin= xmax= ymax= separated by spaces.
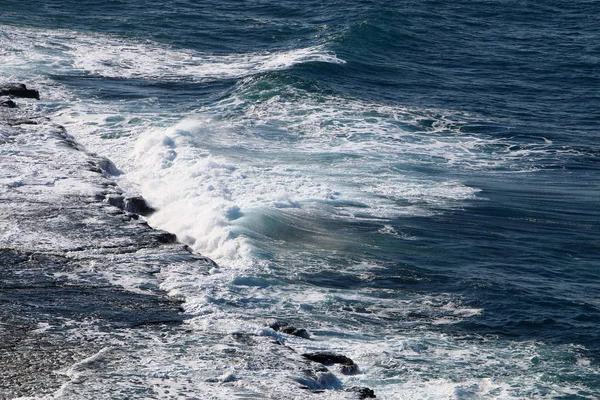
xmin=0 ymin=85 xmax=211 ymax=398
xmin=0 ymin=83 xmax=40 ymax=99
xmin=268 ymin=320 xmax=310 ymax=339
xmin=302 ymin=351 xmax=360 ymax=375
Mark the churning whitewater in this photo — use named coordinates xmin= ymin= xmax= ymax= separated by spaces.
xmin=1 ymin=0 xmax=599 ymax=399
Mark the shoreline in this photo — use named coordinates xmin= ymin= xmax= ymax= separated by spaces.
xmin=0 ymin=85 xmax=375 ymax=399
xmin=1 ymin=84 xmax=212 ymax=397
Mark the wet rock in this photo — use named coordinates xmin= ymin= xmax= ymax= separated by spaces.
xmin=127 ymin=212 xmax=140 ymax=220
xmin=125 ymin=196 xmax=156 ymax=216
xmin=301 ymin=352 xmax=354 ymax=366
xmin=302 ymin=351 xmax=361 ymax=375
xmin=0 ymin=86 xmax=224 ymax=399
xmin=1 ymin=99 xmax=17 ymax=108
xmin=6 ymin=118 xmax=38 ymax=126
xmin=346 ymin=387 xmax=376 ymax=399
xmin=106 ymin=194 xmax=125 ymax=209
xmin=338 ymin=363 xmax=360 ymax=375
xmin=154 ymin=231 xmax=177 ymax=244
xmin=231 ymin=332 xmax=256 ymax=345
xmin=268 ymin=320 xmax=310 ymax=339
xmin=282 ymin=326 xmax=309 ymax=339
xmin=0 ymin=83 xmax=40 ymax=99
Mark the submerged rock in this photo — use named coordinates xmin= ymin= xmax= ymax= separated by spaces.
xmin=95 ymin=156 xmax=121 ymax=176
xmin=219 ymin=371 xmax=238 ymax=383
xmin=338 ymin=363 xmax=360 ymax=375
xmin=296 ymin=370 xmax=343 ymax=391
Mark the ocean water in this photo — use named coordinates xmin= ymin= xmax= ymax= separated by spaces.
xmin=1 ymin=0 xmax=599 ymax=398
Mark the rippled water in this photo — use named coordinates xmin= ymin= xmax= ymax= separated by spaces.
xmin=1 ymin=0 xmax=599 ymax=398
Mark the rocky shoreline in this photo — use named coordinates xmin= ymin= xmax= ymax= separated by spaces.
xmin=1 ymin=84 xmax=212 ymax=398
xmin=0 ymin=85 xmax=375 ymax=399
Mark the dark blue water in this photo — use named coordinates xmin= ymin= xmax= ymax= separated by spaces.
xmin=2 ymin=0 xmax=599 ymax=397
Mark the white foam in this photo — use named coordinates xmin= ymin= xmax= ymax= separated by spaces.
xmin=130 ymin=111 xmax=486 ymax=271
xmin=3 ymin=23 xmax=597 ymax=400
xmin=293 ymin=333 xmax=600 ymax=400
xmin=0 ymin=26 xmax=344 ymax=83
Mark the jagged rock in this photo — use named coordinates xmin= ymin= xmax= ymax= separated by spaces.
xmin=1 ymin=99 xmax=17 ymax=108
xmin=346 ymin=387 xmax=376 ymax=399
xmin=0 ymin=84 xmax=40 ymax=99
xmin=125 ymin=196 xmax=156 ymax=216
xmin=268 ymin=320 xmax=310 ymax=339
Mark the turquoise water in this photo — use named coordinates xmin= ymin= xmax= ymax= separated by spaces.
xmin=1 ymin=0 xmax=599 ymax=398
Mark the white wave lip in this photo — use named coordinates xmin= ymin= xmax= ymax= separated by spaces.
xmin=132 ymin=120 xmax=253 ymax=268
xmin=131 ymin=116 xmax=482 ymax=269
xmin=128 ymin=83 xmax=502 ymax=271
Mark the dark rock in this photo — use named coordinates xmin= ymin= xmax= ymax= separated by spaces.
xmin=125 ymin=196 xmax=156 ymax=216
xmin=106 ymin=194 xmax=125 ymax=209
xmin=293 ymin=328 xmax=310 ymax=339
xmin=199 ymin=255 xmax=219 ymax=268
xmin=301 ymin=352 xmax=355 ymax=366
xmin=268 ymin=320 xmax=310 ymax=339
xmin=282 ymin=327 xmax=310 ymax=339
xmin=338 ymin=363 xmax=360 ymax=375
xmin=346 ymin=387 xmax=376 ymax=399
xmin=154 ymin=231 xmax=177 ymax=244
xmin=1 ymin=99 xmax=17 ymax=108
xmin=127 ymin=212 xmax=140 ymax=220
xmin=0 ymin=84 xmax=40 ymax=100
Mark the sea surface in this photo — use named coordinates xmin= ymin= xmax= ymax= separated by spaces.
xmin=1 ymin=0 xmax=599 ymax=398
